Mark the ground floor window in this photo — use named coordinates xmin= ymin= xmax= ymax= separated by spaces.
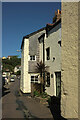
xmin=46 ymin=72 xmax=50 ymax=87
xmin=31 ymin=76 xmax=34 ymax=82
xmin=55 ymin=72 xmax=61 ymax=98
xmin=31 ymin=75 xmax=38 ymax=83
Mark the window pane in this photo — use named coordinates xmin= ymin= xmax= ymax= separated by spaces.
xmin=33 ymin=55 xmax=35 ymax=60
xmin=31 ymin=76 xmax=34 ymax=82
xmin=55 ymin=72 xmax=61 ymax=98
xmin=30 ymin=56 xmax=32 ymax=60
xmin=46 ymin=47 xmax=50 ymax=60
xmin=47 ymin=72 xmax=50 ymax=86
xmin=35 ymin=76 xmax=38 ymax=81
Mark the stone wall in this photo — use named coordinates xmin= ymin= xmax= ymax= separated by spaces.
xmin=61 ymin=2 xmax=78 ymax=118
xmin=78 ymin=2 xmax=80 ymax=119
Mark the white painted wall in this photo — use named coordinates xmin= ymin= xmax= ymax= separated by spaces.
xmin=45 ymin=24 xmax=61 ymax=96
xmin=20 ymin=38 xmax=31 ymax=93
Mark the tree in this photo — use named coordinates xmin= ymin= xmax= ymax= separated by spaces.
xmin=2 ymin=63 xmax=14 ymax=72
xmin=36 ymin=61 xmax=49 ymax=93
xmin=2 ymin=57 xmax=21 ymax=73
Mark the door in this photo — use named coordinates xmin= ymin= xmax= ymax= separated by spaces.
xmin=55 ymin=72 xmax=61 ymax=98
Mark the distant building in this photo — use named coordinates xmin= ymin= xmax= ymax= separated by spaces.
xmin=7 ymin=55 xmax=18 ymax=60
xmin=2 ymin=69 xmax=10 ymax=77
xmin=14 ymin=65 xmax=21 ymax=73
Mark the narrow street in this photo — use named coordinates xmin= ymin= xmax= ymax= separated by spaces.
xmin=2 ymin=78 xmax=53 ymax=119
xmin=2 ymin=78 xmax=26 ymax=118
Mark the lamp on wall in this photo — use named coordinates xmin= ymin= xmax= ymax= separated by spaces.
xmin=53 ymin=57 xmax=55 ymax=62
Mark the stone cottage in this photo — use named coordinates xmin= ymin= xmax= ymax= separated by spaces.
xmin=20 ymin=9 xmax=61 ymax=97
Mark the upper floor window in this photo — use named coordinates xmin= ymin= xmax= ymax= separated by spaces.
xmin=58 ymin=40 xmax=61 ymax=47
xmin=46 ymin=47 xmax=50 ymax=60
xmin=30 ymin=55 xmax=36 ymax=61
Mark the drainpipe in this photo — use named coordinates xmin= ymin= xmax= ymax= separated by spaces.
xmin=43 ymin=34 xmax=45 ymax=92
xmin=38 ymin=33 xmax=46 ymax=92
xmin=43 ymin=35 xmax=45 ymax=65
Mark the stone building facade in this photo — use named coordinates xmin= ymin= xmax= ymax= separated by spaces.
xmin=61 ymin=2 xmax=80 ymax=119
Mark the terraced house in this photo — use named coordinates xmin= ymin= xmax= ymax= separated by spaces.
xmin=38 ymin=9 xmax=61 ymax=96
xmin=20 ymin=28 xmax=46 ymax=93
xmin=20 ymin=9 xmax=61 ymax=97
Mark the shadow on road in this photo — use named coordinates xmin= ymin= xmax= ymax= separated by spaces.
xmin=47 ymin=96 xmax=67 ymax=120
xmin=2 ymin=86 xmax=10 ymax=97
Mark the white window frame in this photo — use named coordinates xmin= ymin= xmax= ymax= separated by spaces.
xmin=31 ymin=75 xmax=39 ymax=83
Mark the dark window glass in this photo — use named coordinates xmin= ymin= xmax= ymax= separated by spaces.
xmin=30 ymin=55 xmax=35 ymax=60
xmin=47 ymin=72 xmax=50 ymax=86
xmin=31 ymin=76 xmax=34 ymax=82
xmin=55 ymin=72 xmax=61 ymax=98
xmin=58 ymin=40 xmax=61 ymax=47
xmin=46 ymin=47 xmax=50 ymax=60
xmin=35 ymin=76 xmax=38 ymax=81
xmin=33 ymin=56 xmax=35 ymax=60
xmin=30 ymin=56 xmax=33 ymax=60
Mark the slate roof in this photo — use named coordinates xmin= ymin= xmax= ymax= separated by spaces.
xmin=21 ymin=27 xmax=46 ymax=49
xmin=21 ymin=9 xmax=61 ymax=49
xmin=46 ymin=18 xmax=61 ymax=33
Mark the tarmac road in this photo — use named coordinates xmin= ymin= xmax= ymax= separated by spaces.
xmin=2 ymin=77 xmax=53 ymax=119
xmin=2 ymin=78 xmax=29 ymax=119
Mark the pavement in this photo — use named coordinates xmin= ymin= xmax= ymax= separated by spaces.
xmin=2 ymin=78 xmax=53 ymax=119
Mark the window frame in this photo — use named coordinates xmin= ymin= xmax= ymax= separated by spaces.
xmin=29 ymin=55 xmax=36 ymax=61
xmin=31 ymin=75 xmax=39 ymax=83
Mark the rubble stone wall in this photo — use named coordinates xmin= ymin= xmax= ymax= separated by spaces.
xmin=78 ymin=2 xmax=80 ymax=119
xmin=61 ymin=2 xmax=78 ymax=118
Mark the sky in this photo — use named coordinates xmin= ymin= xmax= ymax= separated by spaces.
xmin=2 ymin=2 xmax=61 ymax=58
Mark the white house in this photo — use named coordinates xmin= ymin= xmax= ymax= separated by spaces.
xmin=38 ymin=9 xmax=61 ymax=96
xmin=20 ymin=9 xmax=61 ymax=96
xmin=20 ymin=28 xmax=46 ymax=93
xmin=14 ymin=65 xmax=21 ymax=73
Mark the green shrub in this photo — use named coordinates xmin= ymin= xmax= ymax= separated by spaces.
xmin=47 ymin=97 xmax=51 ymax=104
xmin=34 ymin=90 xmax=40 ymax=97
xmin=40 ymin=92 xmax=48 ymax=98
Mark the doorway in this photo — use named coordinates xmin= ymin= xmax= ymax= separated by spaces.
xmin=55 ymin=72 xmax=61 ymax=98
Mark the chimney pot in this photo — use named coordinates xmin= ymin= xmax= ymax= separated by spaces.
xmin=58 ymin=9 xmax=60 ymax=14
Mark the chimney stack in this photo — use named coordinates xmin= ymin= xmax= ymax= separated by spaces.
xmin=53 ymin=9 xmax=61 ymax=23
